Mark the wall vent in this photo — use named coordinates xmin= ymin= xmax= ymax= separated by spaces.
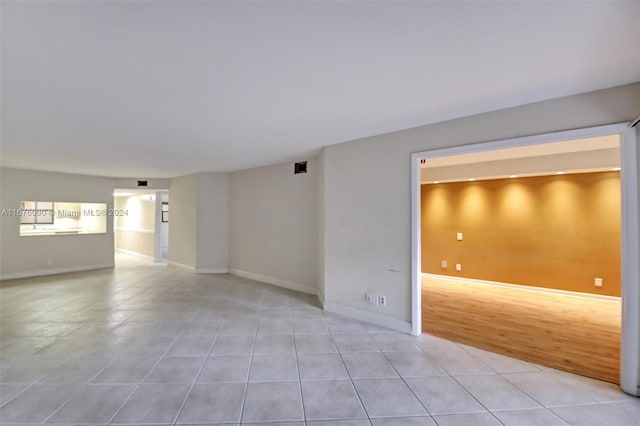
xmin=294 ymin=161 xmax=308 ymax=174
xmin=137 ymin=180 xmax=148 ymax=187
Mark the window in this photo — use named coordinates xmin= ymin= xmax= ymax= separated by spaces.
xmin=18 ymin=201 xmax=109 ymax=236
xmin=20 ymin=201 xmax=54 ymax=225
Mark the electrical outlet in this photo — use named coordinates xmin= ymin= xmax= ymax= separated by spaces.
xmin=441 ymin=260 xmax=447 ymax=268
xmin=379 ymin=296 xmax=387 ymax=306
xmin=594 ymin=278 xmax=603 ymax=287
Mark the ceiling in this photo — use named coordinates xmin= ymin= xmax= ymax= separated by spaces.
xmin=1 ymin=1 xmax=639 ymax=179
xmin=422 ymin=135 xmax=621 ymax=168
xmin=421 ymin=135 xmax=621 ymax=183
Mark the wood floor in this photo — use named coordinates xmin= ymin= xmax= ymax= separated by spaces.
xmin=422 ymin=276 xmax=621 ymax=384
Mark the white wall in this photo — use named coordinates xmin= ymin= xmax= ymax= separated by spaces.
xmin=168 ymin=174 xmax=197 ymax=268
xmin=195 ymin=173 xmax=228 ymax=273
xmin=320 ymin=82 xmax=640 ymax=329
xmin=168 ymin=173 xmax=228 ymax=271
xmin=0 ymin=168 xmax=115 ymax=279
xmin=229 ymin=159 xmax=318 ymax=294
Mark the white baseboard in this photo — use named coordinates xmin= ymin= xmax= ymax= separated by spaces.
xmin=168 ymin=261 xmax=196 ymax=270
xmin=229 ymin=269 xmax=316 ymax=295
xmin=196 ymin=267 xmax=229 ymax=274
xmin=323 ymin=300 xmax=412 ymax=334
xmin=422 ymin=273 xmax=621 ymax=302
xmin=316 ymin=290 xmax=326 ymax=309
xmin=116 ymin=248 xmax=155 ymax=261
xmin=0 ymin=263 xmax=114 ymax=281
xmin=115 ymin=227 xmax=154 ymax=234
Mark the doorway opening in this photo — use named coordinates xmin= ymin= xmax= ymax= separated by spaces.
xmin=411 ymin=123 xmax=639 ymax=395
xmin=113 ymin=189 xmax=169 ymax=265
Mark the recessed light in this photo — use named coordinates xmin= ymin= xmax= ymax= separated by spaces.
xmin=509 ymin=175 xmax=518 ymax=178
xmin=433 ymin=181 xmax=440 ymax=184
xmin=468 ymin=178 xmax=476 ymax=181
xmin=611 ymin=167 xmax=621 ymax=171
xmin=555 ymin=171 xmax=565 ymax=175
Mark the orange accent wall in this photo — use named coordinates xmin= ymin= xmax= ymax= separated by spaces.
xmin=421 ymin=171 xmax=621 ymax=296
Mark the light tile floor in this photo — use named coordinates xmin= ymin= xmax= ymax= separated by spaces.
xmin=0 ymin=255 xmax=638 ymax=425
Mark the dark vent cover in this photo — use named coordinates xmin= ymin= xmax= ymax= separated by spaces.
xmin=294 ymin=161 xmax=308 ymax=174
xmin=137 ymin=180 xmax=148 ymax=187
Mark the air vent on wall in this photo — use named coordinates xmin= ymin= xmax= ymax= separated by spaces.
xmin=294 ymin=161 xmax=308 ymax=174
xmin=137 ymin=180 xmax=148 ymax=187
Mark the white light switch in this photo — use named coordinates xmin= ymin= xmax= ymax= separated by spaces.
xmin=441 ymin=260 xmax=447 ymax=268
xmin=456 ymin=264 xmax=462 ymax=272
xmin=457 ymin=232 xmax=463 ymax=241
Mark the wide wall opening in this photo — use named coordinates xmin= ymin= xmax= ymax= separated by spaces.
xmin=113 ymin=189 xmax=169 ymax=265
xmin=411 ymin=124 xmax=639 ymax=395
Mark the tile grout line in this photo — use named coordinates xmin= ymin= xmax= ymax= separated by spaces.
xmin=444 ymin=371 xmax=509 ymax=425
xmin=377 ymin=340 xmax=437 ymax=423
xmin=25 ymin=355 xmax=118 ymax=423
xmin=32 ymin=349 xmax=128 ymax=418
xmin=170 ymin=314 xmax=224 ymax=425
xmin=449 ymin=339 xmax=587 ymax=423
xmin=99 ymin=316 xmax=196 ymax=425
xmin=7 ymin=303 xmax=152 ymax=425
xmin=328 ymin=319 xmax=373 ymax=425
xmin=382 ymin=336 xmax=511 ymax=425
xmin=2 ymin=259 xmax=635 ymax=425
xmin=290 ymin=301 xmax=309 ymax=425
xmin=236 ymin=293 xmax=263 ymax=425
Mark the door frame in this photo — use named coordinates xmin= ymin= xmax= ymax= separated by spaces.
xmin=153 ymin=190 xmax=169 ymax=263
xmin=410 ymin=123 xmax=639 ymax=395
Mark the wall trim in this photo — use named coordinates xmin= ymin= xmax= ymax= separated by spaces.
xmin=422 ymin=273 xmax=621 ymax=303
xmin=115 ymin=227 xmax=154 ymax=234
xmin=0 ymin=263 xmax=114 ymax=281
xmin=620 ymin=126 xmax=640 ymax=396
xmin=324 ymin=300 xmax=412 ymax=334
xmin=228 ymin=268 xmax=316 ymax=295
xmin=316 ymin=290 xmax=326 ymax=309
xmin=168 ymin=260 xmax=196 ymax=270
xmin=196 ymin=267 xmax=229 ymax=274
xmin=116 ymin=248 xmax=155 ymax=261
xmin=411 ymin=122 xmax=639 ymax=396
